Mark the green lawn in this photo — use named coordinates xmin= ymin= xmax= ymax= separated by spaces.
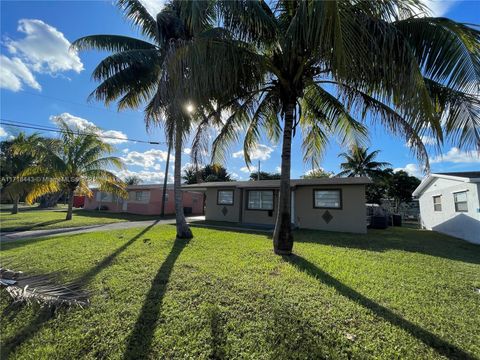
xmin=0 ymin=208 xmax=162 ymax=232
xmin=1 ymin=226 xmax=479 ymax=359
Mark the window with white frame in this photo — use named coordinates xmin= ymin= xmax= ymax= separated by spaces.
xmin=97 ymin=191 xmax=112 ymax=202
xmin=217 ymin=190 xmax=234 ymax=205
xmin=313 ymin=189 xmax=341 ymax=209
xmin=247 ymin=190 xmax=273 ymax=210
xmin=454 ymin=191 xmax=468 ymax=212
xmin=433 ymin=196 xmax=442 ymax=212
xmin=134 ymin=190 xmax=150 ymax=202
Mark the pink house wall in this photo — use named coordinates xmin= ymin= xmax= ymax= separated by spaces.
xmin=84 ymin=187 xmax=204 ymax=216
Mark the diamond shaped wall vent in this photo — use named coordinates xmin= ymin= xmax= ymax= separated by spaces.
xmin=222 ymin=206 xmax=228 ymax=216
xmin=322 ymin=210 xmax=333 ymax=224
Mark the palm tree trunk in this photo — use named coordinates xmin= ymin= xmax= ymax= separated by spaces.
xmin=273 ymin=101 xmax=295 ymax=255
xmin=174 ymin=123 xmax=193 ymax=239
xmin=11 ymin=194 xmax=19 ymax=215
xmin=161 ymin=141 xmax=172 ymax=217
xmin=66 ymin=189 xmax=74 ymax=221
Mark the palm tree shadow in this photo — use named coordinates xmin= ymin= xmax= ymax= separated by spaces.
xmin=123 ymin=237 xmax=190 ymax=360
xmin=284 ymin=254 xmax=476 ymax=360
xmin=1 ymin=219 xmax=66 ymax=232
xmin=1 ymin=221 xmax=159 ymax=358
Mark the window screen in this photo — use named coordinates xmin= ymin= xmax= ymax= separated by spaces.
xmin=247 ymin=190 xmax=274 ymax=210
xmin=314 ymin=190 xmax=341 ymax=209
xmin=218 ymin=190 xmax=234 ymax=205
xmin=433 ymin=196 xmax=442 ymax=212
xmin=454 ymin=191 xmax=468 ymax=212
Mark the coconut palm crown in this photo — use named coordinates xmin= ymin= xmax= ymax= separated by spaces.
xmin=175 ymin=0 xmax=480 ymax=254
xmin=72 ymin=0 xmax=219 ymax=238
xmin=337 ymin=146 xmax=391 ymax=178
xmin=18 ymin=119 xmax=126 ymax=220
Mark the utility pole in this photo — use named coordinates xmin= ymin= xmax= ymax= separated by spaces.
xmin=258 ymin=160 xmax=261 ymax=181
xmin=160 ymin=140 xmax=172 ymax=217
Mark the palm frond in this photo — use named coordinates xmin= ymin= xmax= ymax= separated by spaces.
xmin=394 ymin=17 xmax=480 ymax=93
xmin=0 ymin=266 xmax=89 ymax=307
xmin=116 ymin=0 xmax=159 ymax=41
xmin=72 ymin=35 xmax=156 ymax=53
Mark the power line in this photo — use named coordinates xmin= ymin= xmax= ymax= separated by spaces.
xmin=21 ymin=91 xmax=135 ymax=117
xmin=0 ymin=118 xmax=166 ymax=145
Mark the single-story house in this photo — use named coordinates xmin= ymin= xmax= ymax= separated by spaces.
xmin=84 ymin=184 xmax=204 ymax=216
xmin=413 ymin=172 xmax=480 ymax=244
xmin=182 ymin=177 xmax=371 ymax=233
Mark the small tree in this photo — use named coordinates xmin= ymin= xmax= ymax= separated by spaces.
xmin=366 ymin=168 xmax=394 ymax=204
xmin=249 ymin=171 xmax=281 ymax=181
xmin=125 ymin=175 xmax=142 ymax=186
xmin=18 ymin=119 xmax=127 ymax=221
xmin=1 ymin=133 xmax=43 ymax=214
xmin=387 ymin=170 xmax=421 ymax=213
xmin=183 ymin=164 xmax=232 ymax=184
xmin=301 ymin=169 xmax=334 ymax=179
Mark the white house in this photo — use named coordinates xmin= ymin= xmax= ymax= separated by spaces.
xmin=413 ymin=172 xmax=480 ymax=244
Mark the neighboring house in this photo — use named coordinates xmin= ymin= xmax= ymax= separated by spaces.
xmin=413 ymin=172 xmax=480 ymax=244
xmin=183 ymin=177 xmax=371 ymax=233
xmin=84 ymin=184 xmax=204 ymax=216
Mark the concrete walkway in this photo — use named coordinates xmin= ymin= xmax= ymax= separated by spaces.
xmin=0 ymin=216 xmax=205 ymax=243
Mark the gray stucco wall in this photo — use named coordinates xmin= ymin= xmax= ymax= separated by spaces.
xmin=242 ymin=189 xmax=278 ymax=226
xmin=419 ymin=178 xmax=480 ymax=244
xmin=293 ymin=185 xmax=367 ymax=234
xmin=204 ymin=187 xmax=241 ymax=222
xmin=204 ymin=184 xmax=368 ymax=234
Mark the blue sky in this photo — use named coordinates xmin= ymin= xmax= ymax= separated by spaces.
xmin=1 ymin=0 xmax=479 ymax=183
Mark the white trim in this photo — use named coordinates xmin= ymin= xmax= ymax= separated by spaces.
xmin=413 ymin=173 xmax=479 ymax=197
xmin=451 ymin=189 xmax=469 ymax=194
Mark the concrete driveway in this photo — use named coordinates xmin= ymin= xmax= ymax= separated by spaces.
xmin=0 ymin=216 xmax=205 ymax=243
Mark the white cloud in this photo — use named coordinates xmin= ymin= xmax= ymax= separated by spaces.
xmin=406 ymin=135 xmax=437 ymax=147
xmin=183 ymin=148 xmax=191 ymax=155
xmin=275 ymin=166 xmax=281 ymax=173
xmin=230 ymin=172 xmax=240 ymax=180
xmin=240 ymin=166 xmax=257 ymax=173
xmin=50 ymin=113 xmax=128 ymax=145
xmin=430 ymin=147 xmax=480 ymax=164
xmin=394 ymin=163 xmax=424 ymax=178
xmin=140 ymin=0 xmax=165 ymax=16
xmin=421 ymin=0 xmax=458 ymax=17
xmin=232 ymin=144 xmax=274 ymax=161
xmin=114 ymin=169 xmax=165 ymax=184
xmin=1 ymin=19 xmax=83 ymax=92
xmin=6 ymin=19 xmax=83 ymax=74
xmin=100 ymin=130 xmax=128 ymax=144
xmin=122 ymin=148 xmax=129 ymax=154
xmin=0 ymin=55 xmax=41 ymax=91
xmin=121 ymin=149 xmax=170 ymax=168
xmin=0 ymin=126 xmax=9 ymax=138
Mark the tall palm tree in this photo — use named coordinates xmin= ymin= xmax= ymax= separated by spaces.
xmin=18 ymin=119 xmax=126 ymax=221
xmin=0 ymin=132 xmax=43 ymax=214
xmin=72 ymin=0 xmax=217 ymax=238
xmin=337 ymin=146 xmax=391 ymax=178
xmin=179 ymin=0 xmax=480 ymax=255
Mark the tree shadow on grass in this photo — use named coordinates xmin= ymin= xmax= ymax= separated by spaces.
xmin=284 ymin=254 xmax=476 ymax=360
xmin=123 ymin=237 xmax=190 ymax=360
xmin=294 ymin=228 xmax=480 ymax=265
xmin=0 ymin=221 xmax=159 ymax=358
xmin=1 ymin=219 xmax=67 ymax=232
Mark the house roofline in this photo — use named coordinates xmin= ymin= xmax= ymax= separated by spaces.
xmin=413 ymin=173 xmax=480 ymax=197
